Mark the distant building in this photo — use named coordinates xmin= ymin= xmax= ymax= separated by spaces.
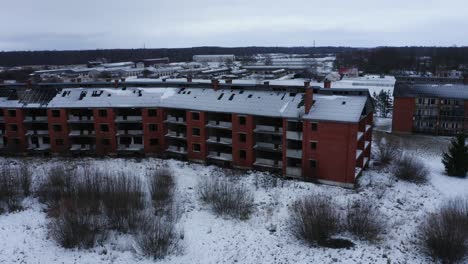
xmin=193 ymin=55 xmax=235 ymax=63
xmin=339 ymin=68 xmax=359 ymax=78
xmin=392 ymin=83 xmax=468 ymax=136
xmin=140 ymin=58 xmax=170 ymax=68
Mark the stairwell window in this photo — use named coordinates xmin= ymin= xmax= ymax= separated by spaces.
xmin=193 ymin=143 xmax=201 ymax=152
xmin=192 ymin=128 xmax=200 ymax=136
xmin=239 ymin=133 xmax=246 ymax=143
xmin=53 ymin=124 xmax=62 ymax=132
xmin=150 ymin=138 xmax=159 ymax=146
xmin=51 ymin=110 xmax=61 ymax=117
xmin=10 ymin=124 xmax=18 ymax=132
xmin=239 ymin=150 xmax=246 ymax=160
xmin=98 ymin=109 xmax=107 ymax=117
xmin=310 ymin=160 xmax=317 ymax=168
xmin=311 ymin=122 xmax=318 ymax=131
xmin=8 ymin=110 xmax=16 ymax=117
xmin=55 ymin=139 xmax=64 ymax=146
xmin=148 ymin=124 xmax=158 ymax=132
xmin=101 ymin=139 xmax=110 ymax=146
xmin=310 ymin=141 xmax=317 ymax=150
xmin=100 ymin=124 xmax=109 ymax=132
xmin=239 ymin=116 xmax=246 ymax=125
xmin=148 ymin=109 xmax=157 ymax=117
xmin=192 ymin=112 xmax=200 ymax=121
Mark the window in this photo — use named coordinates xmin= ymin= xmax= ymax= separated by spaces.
xmin=13 ymin=138 xmax=20 ymax=145
xmin=239 ymin=116 xmax=246 ymax=125
xmin=192 ymin=127 xmax=200 ymax=136
xmin=310 ymin=160 xmax=317 ymax=168
xmin=148 ymin=124 xmax=158 ymax=132
xmin=310 ymin=141 xmax=317 ymax=150
xmin=193 ymin=143 xmax=201 ymax=152
xmin=43 ymin=137 xmax=50 ymax=144
xmin=51 ymin=110 xmax=61 ymax=117
xmin=52 ymin=124 xmax=62 ymax=132
xmin=148 ymin=109 xmax=157 ymax=117
xmin=239 ymin=133 xmax=246 ymax=143
xmin=150 ymin=138 xmax=159 ymax=146
xmin=101 ymin=138 xmax=110 ymax=146
xmin=8 ymin=110 xmax=16 ymax=117
xmin=191 ymin=112 xmax=200 ymax=121
xmin=10 ymin=124 xmax=18 ymax=132
xmin=239 ymin=150 xmax=246 ymax=160
xmin=134 ymin=137 xmax=143 ymax=145
xmin=98 ymin=109 xmax=107 ymax=117
xmin=55 ymin=139 xmax=64 ymax=146
xmin=100 ymin=124 xmax=109 ymax=132
xmin=311 ymin=122 xmax=318 ymax=131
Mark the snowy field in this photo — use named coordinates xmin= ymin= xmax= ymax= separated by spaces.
xmin=0 ymin=133 xmax=467 ymax=264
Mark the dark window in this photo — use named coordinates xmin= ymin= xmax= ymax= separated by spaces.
xmin=43 ymin=137 xmax=50 ymax=144
xmin=8 ymin=110 xmax=16 ymax=117
xmin=148 ymin=124 xmax=158 ymax=132
xmin=311 ymin=123 xmax=318 ymax=131
xmin=193 ymin=143 xmax=201 ymax=152
xmin=239 ymin=116 xmax=246 ymax=125
xmin=55 ymin=139 xmax=64 ymax=146
xmin=148 ymin=109 xmax=157 ymax=117
xmin=10 ymin=124 xmax=18 ymax=131
xmin=51 ymin=110 xmax=61 ymax=117
xmin=134 ymin=137 xmax=143 ymax=145
xmin=101 ymin=138 xmax=110 ymax=146
xmin=150 ymin=138 xmax=159 ymax=146
xmin=98 ymin=109 xmax=107 ymax=117
xmin=192 ymin=128 xmax=200 ymax=136
xmin=239 ymin=150 xmax=246 ymax=160
xmin=310 ymin=141 xmax=317 ymax=150
xmin=53 ymin=124 xmax=62 ymax=132
xmin=100 ymin=124 xmax=109 ymax=132
xmin=239 ymin=133 xmax=246 ymax=142
xmin=310 ymin=160 xmax=317 ymax=168
xmin=13 ymin=138 xmax=20 ymax=145
xmin=192 ymin=112 xmax=200 ymax=121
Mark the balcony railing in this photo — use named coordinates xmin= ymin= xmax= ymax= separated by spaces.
xmin=165 ymin=115 xmax=186 ymax=124
xmin=286 ymin=167 xmax=302 ymax=177
xmin=70 ymin=144 xmax=95 ymax=151
xmin=26 ymin=130 xmax=49 ymax=136
xmin=254 ymin=125 xmax=282 ymax=135
xmin=206 ymin=121 xmax=232 ymax=129
xmin=286 ymin=149 xmax=302 ymax=159
xmin=68 ymin=116 xmax=94 ymax=122
xmin=28 ymin=144 xmax=51 ymax=151
xmin=69 ymin=130 xmax=96 ymax=137
xmin=166 ymin=145 xmax=187 ymax=154
xmin=24 ymin=116 xmax=48 ymax=122
xmin=207 ymin=136 xmax=232 ymax=145
xmin=166 ymin=131 xmax=187 ymax=139
xmin=254 ymin=142 xmax=282 ymax=151
xmin=254 ymin=158 xmax=282 ymax=168
xmin=286 ymin=131 xmax=303 ymax=140
xmin=116 ymin=130 xmax=143 ymax=136
xmin=115 ymin=116 xmax=142 ymax=122
xmin=118 ymin=144 xmax=144 ymax=151
xmin=207 ymin=152 xmax=233 ymax=161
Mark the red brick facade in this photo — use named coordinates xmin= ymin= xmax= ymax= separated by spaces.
xmin=392 ymin=97 xmax=415 ymax=133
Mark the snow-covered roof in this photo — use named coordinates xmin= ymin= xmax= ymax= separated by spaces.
xmin=47 ymin=86 xmax=368 ymax=122
xmin=394 ymin=83 xmax=468 ymax=100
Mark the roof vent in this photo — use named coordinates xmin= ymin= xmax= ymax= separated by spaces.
xmin=342 ymin=101 xmax=346 ymax=105
xmin=217 ymin=93 xmax=224 ymax=100
xmin=78 ymin=91 xmax=87 ymax=100
xmin=228 ymin=94 xmax=235 ymax=101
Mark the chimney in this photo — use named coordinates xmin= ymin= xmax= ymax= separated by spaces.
xmin=114 ymin=79 xmax=119 ymax=88
xmin=186 ymin=76 xmax=192 ymax=83
xmin=305 ymin=86 xmax=314 ymax=114
xmin=211 ymin=79 xmax=219 ymax=91
xmin=324 ymin=79 xmax=331 ymax=89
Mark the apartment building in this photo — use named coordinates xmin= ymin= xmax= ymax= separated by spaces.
xmin=0 ymin=81 xmax=373 ymax=187
xmin=393 ymin=83 xmax=468 ymax=135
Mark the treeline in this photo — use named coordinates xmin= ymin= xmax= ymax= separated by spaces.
xmin=336 ymin=46 xmax=468 ymax=74
xmin=0 ymin=46 xmax=352 ymax=67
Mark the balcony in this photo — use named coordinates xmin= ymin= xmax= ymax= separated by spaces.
xmin=70 ymin=144 xmax=94 ymax=151
xmin=286 ymin=167 xmax=302 ymax=178
xmin=365 ymin=125 xmax=372 ymax=132
xmin=206 ymin=121 xmax=232 ymax=130
xmin=26 ymin=130 xmax=49 ymax=136
xmin=24 ymin=116 xmax=48 ymax=123
xmin=356 ymin=149 xmax=363 ymax=159
xmin=166 ymin=146 xmax=187 ymax=155
xmin=254 ymin=158 xmax=282 ymax=169
xmin=286 ymin=149 xmax=302 ymax=159
xmin=286 ymin=131 xmax=303 ymax=140
xmin=254 ymin=125 xmax=282 ymax=135
xmin=254 ymin=142 xmax=282 ymax=152
xmin=207 ymin=152 xmax=233 ymax=161
xmin=357 ymin=132 xmax=364 ymax=141
xmin=165 ymin=131 xmax=187 ymax=139
xmin=68 ymin=115 xmax=94 ymax=123
xmin=365 ymin=141 xmax=371 ymax=150
xmin=206 ymin=136 xmax=232 ymax=145
xmin=118 ymin=144 xmax=144 ymax=151
xmin=69 ymin=130 xmax=96 ymax=137
xmin=0 ymin=116 xmax=4 ymax=122
xmin=28 ymin=144 xmax=51 ymax=151
xmin=116 ymin=130 xmax=143 ymax=136
xmin=355 ymin=167 xmax=362 ymax=178
xmin=165 ymin=116 xmax=186 ymax=125
xmin=115 ymin=116 xmax=142 ymax=122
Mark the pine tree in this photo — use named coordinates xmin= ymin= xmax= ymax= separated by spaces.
xmin=442 ymin=134 xmax=468 ymax=177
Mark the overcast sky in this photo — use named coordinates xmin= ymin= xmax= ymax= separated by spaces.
xmin=0 ymin=0 xmax=467 ymax=51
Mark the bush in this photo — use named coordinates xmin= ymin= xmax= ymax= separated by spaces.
xmin=0 ymin=166 xmax=23 ymax=212
xmin=289 ymin=194 xmax=340 ymax=246
xmin=198 ymin=177 xmax=254 ymax=219
xmin=137 ymin=215 xmax=178 ymax=259
xmin=148 ymin=167 xmax=175 ymax=210
xmin=373 ymin=138 xmax=400 ymax=167
xmin=49 ymin=201 xmax=107 ymax=249
xmin=393 ymin=154 xmax=429 ymax=183
xmin=346 ymin=199 xmax=385 ymax=241
xmin=38 ymin=165 xmax=74 ymax=207
xmin=19 ymin=163 xmax=32 ymax=197
xmin=102 ymin=172 xmax=145 ymax=232
xmin=419 ymin=198 xmax=468 ymax=263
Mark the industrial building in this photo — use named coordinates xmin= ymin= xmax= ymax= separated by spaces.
xmin=0 ymin=80 xmax=373 ymax=187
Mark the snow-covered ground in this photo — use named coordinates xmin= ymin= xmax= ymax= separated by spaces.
xmin=0 ymin=133 xmax=467 ymax=263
